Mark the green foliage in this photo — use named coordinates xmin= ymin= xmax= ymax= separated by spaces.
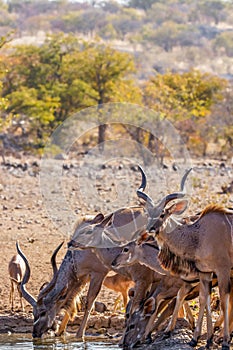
xmin=56 ymin=9 xmax=107 ymax=35
xmin=0 ymin=1 xmax=233 ymax=157
xmin=145 ymin=21 xmax=187 ymax=51
xmin=77 ymin=44 xmax=139 ymax=104
xmin=1 ymin=34 xmax=141 ymax=149
xmin=148 ymin=2 xmax=188 ymax=25
xmin=213 ymin=31 xmax=233 ymax=57
xmin=126 ymin=0 xmax=160 ymax=11
xmin=0 ymin=31 xmax=15 ymax=49
xmin=143 ymin=69 xmax=228 ymax=156
xmin=143 ymin=69 xmax=227 ymax=121
xmin=197 ymin=0 xmax=226 ymax=25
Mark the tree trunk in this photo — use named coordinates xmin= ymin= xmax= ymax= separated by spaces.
xmin=98 ymin=123 xmax=107 ymax=153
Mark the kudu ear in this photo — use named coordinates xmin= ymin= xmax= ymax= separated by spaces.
xmin=137 ymin=231 xmax=149 ymax=244
xmin=143 ymin=297 xmax=155 ymax=316
xmin=167 ymin=200 xmax=189 ymax=216
xmin=97 ymin=212 xmax=114 ymax=228
xmin=91 ymin=213 xmax=105 ymax=224
xmin=128 ymin=287 xmax=135 ymax=299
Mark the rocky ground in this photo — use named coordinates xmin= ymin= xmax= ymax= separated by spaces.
xmin=0 ymin=153 xmax=232 ymax=349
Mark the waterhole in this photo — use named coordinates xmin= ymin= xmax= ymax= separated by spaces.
xmin=0 ymin=334 xmax=119 ymax=350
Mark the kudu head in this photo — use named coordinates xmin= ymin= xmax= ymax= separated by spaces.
xmin=122 ymin=295 xmax=156 ymax=348
xmin=136 ymin=166 xmax=192 ymax=234
xmin=111 ymin=242 xmax=137 ymax=269
xmin=68 ymin=213 xmax=114 ymax=249
xmin=16 ymin=241 xmax=64 ymax=338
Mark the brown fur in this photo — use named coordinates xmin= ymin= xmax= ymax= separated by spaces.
xmin=200 ymin=204 xmax=232 ymax=218
xmin=103 ymin=273 xmax=135 ymax=309
xmin=8 ymin=254 xmax=26 ymax=311
xmin=158 ymin=243 xmax=198 ymax=276
xmin=73 ymin=215 xmax=97 ymax=232
xmin=112 ymin=207 xmax=144 ymax=227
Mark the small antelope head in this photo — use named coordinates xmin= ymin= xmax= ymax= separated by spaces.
xmin=111 ymin=242 xmax=137 ymax=269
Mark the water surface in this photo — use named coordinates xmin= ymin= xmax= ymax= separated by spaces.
xmin=0 ymin=334 xmax=119 ymax=350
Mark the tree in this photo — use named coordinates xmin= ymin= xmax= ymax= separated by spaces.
xmin=76 ymin=44 xmax=141 ymax=149
xmin=1 ymin=33 xmax=81 ymax=147
xmin=143 ymin=69 xmax=227 ymax=155
xmin=126 ymin=0 xmax=159 ymax=12
xmin=1 ymin=34 xmax=141 ymax=151
xmin=112 ymin=8 xmax=142 ymax=40
xmin=197 ymin=0 xmax=226 ymax=25
xmin=148 ymin=2 xmax=188 ymax=26
xmin=100 ymin=0 xmax=121 ymax=13
xmin=0 ymin=32 xmax=15 ymax=161
xmin=207 ymin=86 xmax=233 ymax=156
xmin=148 ymin=21 xmax=184 ymax=51
xmin=213 ymin=31 xmax=233 ymax=57
xmin=0 ymin=30 xmax=14 ymax=49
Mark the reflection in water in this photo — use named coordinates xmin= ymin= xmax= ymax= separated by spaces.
xmin=0 ymin=334 xmax=118 ymax=350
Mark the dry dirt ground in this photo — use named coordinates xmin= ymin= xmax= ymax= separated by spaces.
xmin=0 ymin=154 xmax=232 ymax=349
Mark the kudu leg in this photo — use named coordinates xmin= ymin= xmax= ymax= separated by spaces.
xmin=19 ymin=293 xmax=24 ymax=312
xmin=183 ymin=302 xmax=195 ymax=330
xmin=141 ymin=299 xmax=173 ymax=345
xmin=165 ymin=283 xmax=194 ymax=334
xmin=144 ymin=287 xmax=183 ymax=339
xmin=189 ymin=274 xmax=213 ymax=348
xmin=153 ymin=299 xmax=176 ymax=331
xmin=9 ymin=281 xmax=14 ymax=311
xmin=178 ymin=304 xmax=185 ymax=318
xmin=76 ymin=273 xmax=106 ymax=340
xmin=113 ymin=295 xmax=122 ymax=312
xmin=215 ymin=280 xmax=233 ymax=341
xmin=144 ymin=301 xmax=163 ymax=339
xmin=56 ymin=312 xmax=70 ymax=336
xmin=215 ymin=310 xmax=224 ymax=332
xmin=56 ymin=299 xmax=77 ymax=336
xmin=205 ymin=292 xmax=213 ymax=348
xmin=130 ymin=281 xmax=151 ymax=314
xmin=153 ymin=300 xmax=194 ymax=332
xmin=228 ymin=287 xmax=233 ymax=334
xmin=122 ymin=290 xmax=129 ymax=310
xmin=217 ymin=273 xmax=231 ymax=350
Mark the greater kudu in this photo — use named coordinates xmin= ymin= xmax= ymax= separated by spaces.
xmin=18 ymin=166 xmax=191 ymax=340
xmin=137 ymin=167 xmax=233 ymax=350
xmin=17 ymin=239 xmax=159 ymax=340
xmin=66 ymin=167 xmax=192 ymax=344
xmin=111 ymin=237 xmax=206 ymax=349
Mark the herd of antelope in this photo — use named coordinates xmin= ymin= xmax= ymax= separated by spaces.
xmin=8 ymin=166 xmax=233 ymax=350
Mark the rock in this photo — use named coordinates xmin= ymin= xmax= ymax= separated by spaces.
xmin=221 ymin=181 xmax=233 ymax=194
xmin=94 ymin=301 xmax=107 ymax=313
xmin=109 ymin=315 xmax=125 ymax=330
xmin=87 ymin=315 xmax=110 ymax=329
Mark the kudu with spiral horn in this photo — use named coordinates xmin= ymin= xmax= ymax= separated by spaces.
xmin=16 ymin=241 xmax=70 ymax=337
xmin=136 ymin=168 xmax=233 ymax=350
xmin=136 ymin=166 xmax=192 ymax=230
